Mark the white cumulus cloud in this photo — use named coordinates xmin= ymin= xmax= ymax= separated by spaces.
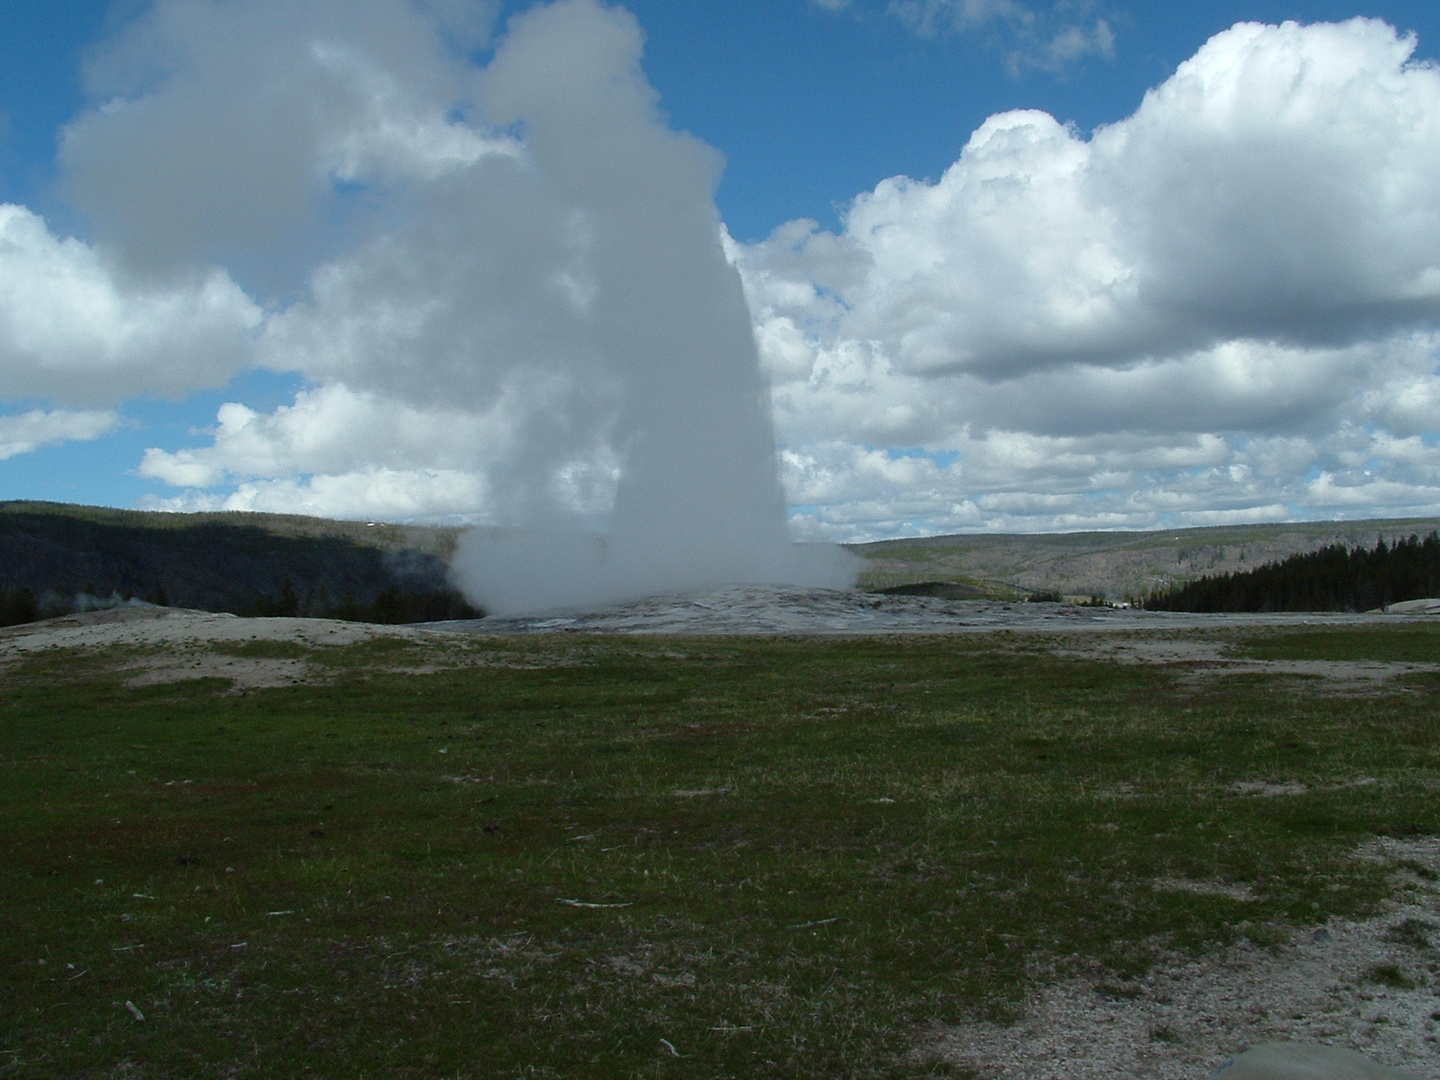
xmin=0 ymin=204 xmax=261 ymax=404
xmin=731 ymin=17 xmax=1440 ymax=537
xmin=61 ymin=0 xmax=512 ymax=284
xmin=741 ymin=19 xmax=1440 ymax=381
xmin=0 ymin=408 xmax=120 ymax=460
xmin=142 ymin=467 xmax=490 ymax=520
xmin=135 ymin=378 xmax=623 ymax=522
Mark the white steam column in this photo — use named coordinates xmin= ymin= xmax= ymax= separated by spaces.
xmin=450 ymin=1 xmax=856 ymax=614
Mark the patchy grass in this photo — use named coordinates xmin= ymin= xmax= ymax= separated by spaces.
xmin=307 ymin=634 xmax=433 ymax=671
xmin=1230 ymin=625 xmax=1440 ymax=663
xmin=1365 ymin=963 xmax=1417 ymax=990
xmin=1383 ymin=918 xmax=1435 ymax=951
xmin=2 ymin=629 xmax=1438 ymax=1078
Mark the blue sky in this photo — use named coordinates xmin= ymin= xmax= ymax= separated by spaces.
xmin=2 ymin=0 xmax=1440 ymax=537
xmin=611 ymin=0 xmax=1440 ymax=241
xmin=12 ymin=1 xmax=1440 ymax=240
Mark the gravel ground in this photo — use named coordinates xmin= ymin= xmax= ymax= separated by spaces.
xmin=926 ymin=840 xmax=1440 ymax=1079
xmin=427 ymin=586 xmax=1437 ymax=636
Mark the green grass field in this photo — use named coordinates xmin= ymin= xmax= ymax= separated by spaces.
xmin=3 ymin=626 xmax=1438 ymax=1078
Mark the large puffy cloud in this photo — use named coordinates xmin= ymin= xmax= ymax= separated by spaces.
xmin=742 ymin=20 xmax=1440 ymax=381
xmin=137 ymin=384 xmax=508 ymax=488
xmin=0 ymin=204 xmax=261 ymax=404
xmin=136 ymin=378 xmax=621 ymax=521
xmin=61 ymin=0 xmax=511 ymax=285
xmin=142 ymin=468 xmax=490 ymax=520
xmin=732 ymin=18 xmax=1440 ymax=537
xmin=0 ymin=0 xmax=500 ymax=411
xmin=1109 ymin=21 xmax=1440 ymax=353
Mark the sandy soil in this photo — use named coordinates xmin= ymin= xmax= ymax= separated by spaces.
xmin=926 ymin=839 xmax=1440 ymax=1079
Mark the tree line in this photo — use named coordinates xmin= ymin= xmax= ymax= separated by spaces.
xmin=245 ymin=579 xmax=478 ymax=622
xmin=1143 ymin=532 xmax=1440 ymax=612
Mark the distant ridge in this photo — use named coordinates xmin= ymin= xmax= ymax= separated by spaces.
xmin=850 ymin=517 xmax=1440 ymax=601
xmin=0 ymin=500 xmax=466 ymax=554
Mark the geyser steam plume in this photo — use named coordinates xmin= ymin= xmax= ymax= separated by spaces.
xmin=450 ymin=1 xmax=856 ymax=614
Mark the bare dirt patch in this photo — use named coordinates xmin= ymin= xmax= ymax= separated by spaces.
xmin=1051 ymin=632 xmax=1439 ymax=695
xmin=1229 ymin=781 xmax=1311 ymax=798
xmin=0 ymin=605 xmax=426 ymax=652
xmin=1152 ymin=878 xmax=1258 ymax=902
xmin=925 ymin=839 xmax=1440 ymax=1079
xmin=0 ymin=606 xmax=447 ymax=690
xmin=121 ymin=654 xmax=312 ymax=690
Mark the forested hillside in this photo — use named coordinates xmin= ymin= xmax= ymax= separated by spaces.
xmin=1143 ymin=532 xmax=1440 ymax=612
xmin=0 ymin=502 xmax=479 ymax=626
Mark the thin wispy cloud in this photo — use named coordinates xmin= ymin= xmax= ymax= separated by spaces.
xmin=0 ymin=408 xmax=118 ymax=461
xmin=815 ymin=0 xmax=1117 ymax=74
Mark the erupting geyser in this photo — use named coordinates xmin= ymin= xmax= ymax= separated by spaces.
xmin=41 ymin=0 xmax=854 ymax=611
xmin=448 ymin=1 xmax=856 ymax=614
